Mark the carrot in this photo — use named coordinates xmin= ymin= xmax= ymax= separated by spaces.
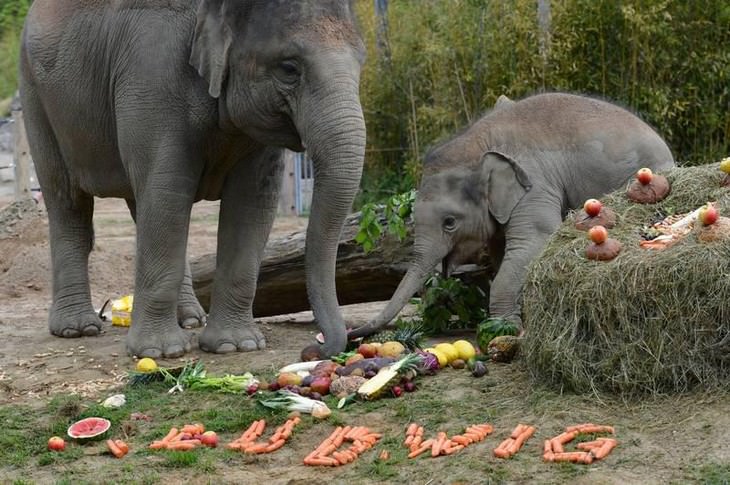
xmin=565 ymin=423 xmax=595 ymax=433
xmin=553 ymin=431 xmax=578 ymax=444
xmin=464 ymin=431 xmax=483 ymax=442
xmin=496 ymin=438 xmax=513 ymax=451
xmin=149 ymin=441 xmax=167 ymax=450
xmin=552 ymin=452 xmax=594 ymax=464
xmin=551 ymin=440 xmax=565 ymax=453
xmin=181 ymin=424 xmax=199 ymax=435
xmin=576 ymin=441 xmax=604 ymax=451
xmin=591 ymin=439 xmax=618 ymax=460
xmin=416 ymin=426 xmax=424 ymax=436
xmin=431 ymin=432 xmax=447 ymax=457
xmin=506 ymin=426 xmax=536 ymax=454
xmin=319 ymin=443 xmax=337 ymax=457
xmin=106 ymin=439 xmax=126 ymax=458
xmin=510 ymin=424 xmax=527 ymax=439
xmin=576 ymin=425 xmax=615 ymax=435
xmin=114 ymin=440 xmax=129 ymax=454
xmin=410 ymin=435 xmax=423 ymax=449
xmin=493 ymin=447 xmax=511 ymax=459
xmin=245 ymin=443 xmax=269 ymax=454
xmin=194 ymin=423 xmax=205 ymax=434
xmin=332 ymin=451 xmax=348 ymax=465
xmin=226 ymin=442 xmax=243 ymax=451
xmin=408 ymin=439 xmax=434 ymax=458
xmin=451 ymin=435 xmax=471 ymax=446
xmin=161 ymin=427 xmax=179 ymax=443
xmin=254 ymin=419 xmax=266 ymax=437
xmin=378 ymin=450 xmax=390 ymax=461
xmin=543 ymin=451 xmax=555 ymax=462
xmin=543 ymin=439 xmax=555 ymax=455
xmin=304 ymin=456 xmax=338 ymax=466
xmin=443 ymin=444 xmax=464 ymax=455
xmin=169 ymin=432 xmax=185 ymax=443
xmin=166 ymin=442 xmax=196 ymax=451
xmin=404 ymin=434 xmax=414 ymax=446
xmin=406 ymin=423 xmax=418 ymax=436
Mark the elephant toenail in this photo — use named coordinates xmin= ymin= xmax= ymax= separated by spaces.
xmin=164 ymin=345 xmax=185 ymax=358
xmin=257 ymin=339 xmax=267 ymax=350
xmin=239 ymin=340 xmax=257 ymax=352
xmin=62 ymin=328 xmax=81 ymax=338
xmin=139 ymin=349 xmax=163 ymax=359
xmin=83 ymin=325 xmax=100 ymax=336
xmin=216 ymin=343 xmax=237 ymax=353
xmin=181 ymin=317 xmax=201 ymax=329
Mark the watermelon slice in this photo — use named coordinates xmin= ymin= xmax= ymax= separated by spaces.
xmin=67 ymin=417 xmax=111 ymax=442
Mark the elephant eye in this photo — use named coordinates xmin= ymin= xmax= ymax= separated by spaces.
xmin=443 ymin=216 xmax=457 ymax=232
xmin=276 ymin=60 xmax=301 ymax=82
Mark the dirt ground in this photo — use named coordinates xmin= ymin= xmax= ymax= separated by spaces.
xmin=1 ymin=197 xmax=728 ymax=485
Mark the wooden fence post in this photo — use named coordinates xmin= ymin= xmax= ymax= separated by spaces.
xmin=278 ymin=150 xmax=297 ymax=216
xmin=12 ymin=108 xmax=31 ymax=201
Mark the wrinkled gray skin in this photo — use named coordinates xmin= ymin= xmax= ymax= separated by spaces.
xmin=20 ymin=0 xmax=366 ymax=358
xmin=350 ymin=93 xmax=675 ymax=338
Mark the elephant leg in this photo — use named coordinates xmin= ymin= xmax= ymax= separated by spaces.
xmin=199 ymin=147 xmax=284 ymax=353
xmin=21 ymin=87 xmax=101 ymax=338
xmin=488 ymin=205 xmax=563 ymax=330
xmin=125 ymin=199 xmax=206 ymax=329
xmin=123 ymin=148 xmax=198 ymax=358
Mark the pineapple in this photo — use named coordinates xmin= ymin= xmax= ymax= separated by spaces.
xmin=357 ymin=353 xmax=422 ymax=400
xmin=364 ymin=322 xmax=424 ymax=350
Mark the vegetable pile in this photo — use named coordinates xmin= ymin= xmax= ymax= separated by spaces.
xmin=493 ymin=424 xmax=536 ymax=459
xmin=148 ymin=423 xmax=217 ymax=451
xmin=404 ymin=422 xmax=494 ymax=459
xmin=542 ymin=423 xmax=617 ymax=464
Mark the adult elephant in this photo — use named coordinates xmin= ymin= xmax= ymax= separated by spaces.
xmin=350 ymin=93 xmax=675 ymax=338
xmin=20 ymin=0 xmax=366 ymax=358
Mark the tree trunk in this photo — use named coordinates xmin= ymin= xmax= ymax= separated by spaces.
xmin=191 ymin=213 xmax=493 ymax=317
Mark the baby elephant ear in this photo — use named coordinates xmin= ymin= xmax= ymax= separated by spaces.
xmin=189 ymin=0 xmax=233 ymax=99
xmin=483 ymin=151 xmax=532 ymax=225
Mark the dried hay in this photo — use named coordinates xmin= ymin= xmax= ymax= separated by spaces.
xmin=523 ymin=163 xmax=730 ymax=396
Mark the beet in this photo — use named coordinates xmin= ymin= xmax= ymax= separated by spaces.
xmin=301 ymin=375 xmax=315 ymax=387
xmin=335 ymin=357 xmax=397 ymax=376
xmin=404 ymin=381 xmax=416 ymax=393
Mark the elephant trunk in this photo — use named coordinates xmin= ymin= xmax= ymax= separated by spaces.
xmin=348 ymin=245 xmax=445 ymax=339
xmin=299 ymin=80 xmax=366 ymax=357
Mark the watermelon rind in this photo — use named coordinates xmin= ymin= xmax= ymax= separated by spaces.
xmin=67 ymin=417 xmax=111 ymax=442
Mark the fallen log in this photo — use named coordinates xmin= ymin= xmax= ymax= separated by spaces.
xmin=191 ymin=213 xmax=493 ymax=317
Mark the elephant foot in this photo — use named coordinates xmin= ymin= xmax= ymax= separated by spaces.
xmin=49 ymin=308 xmax=103 ymax=338
xmin=126 ymin=320 xmax=192 ymax=358
xmin=198 ymin=322 xmax=266 ymax=354
xmin=177 ymin=299 xmax=207 ymax=329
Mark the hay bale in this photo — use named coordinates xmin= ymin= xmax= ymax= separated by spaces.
xmin=523 ymin=163 xmax=730 ymax=396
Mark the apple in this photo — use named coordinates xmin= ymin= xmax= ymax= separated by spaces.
xmin=48 ymin=436 xmax=65 ymax=452
xmin=200 ymin=431 xmax=218 ymax=448
xmin=310 ymin=376 xmax=332 ymax=395
xmin=699 ymin=204 xmax=719 ymax=226
xmin=588 ymin=225 xmax=608 ymax=244
xmin=636 ymin=168 xmax=653 ymax=185
xmin=345 ymin=353 xmax=364 ymax=366
xmin=357 ymin=343 xmax=378 ymax=358
xmin=277 ymin=372 xmax=302 ymax=388
xmin=583 ymin=199 xmax=602 ymax=217
xmin=720 ymin=157 xmax=730 ymax=174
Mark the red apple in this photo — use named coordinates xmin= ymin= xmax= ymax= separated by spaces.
xmin=636 ymin=168 xmax=653 ymax=185
xmin=48 ymin=436 xmax=66 ymax=452
xmin=200 ymin=431 xmax=218 ymax=448
xmin=310 ymin=376 xmax=332 ymax=395
xmin=699 ymin=204 xmax=719 ymax=226
xmin=357 ymin=343 xmax=378 ymax=358
xmin=583 ymin=198 xmax=602 ymax=217
xmin=588 ymin=225 xmax=608 ymax=244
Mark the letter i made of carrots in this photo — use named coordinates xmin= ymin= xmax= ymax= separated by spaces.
xmin=303 ymin=425 xmax=382 ymax=466
xmin=226 ymin=417 xmax=301 ymax=454
xmin=493 ymin=424 xmax=536 ymax=459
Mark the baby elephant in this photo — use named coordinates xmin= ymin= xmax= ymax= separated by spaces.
xmin=351 ymin=92 xmax=674 ymax=336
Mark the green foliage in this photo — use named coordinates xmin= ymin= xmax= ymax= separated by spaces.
xmin=412 ymin=273 xmax=488 ymax=335
xmin=355 ymin=189 xmax=416 ymax=253
xmin=355 ymin=0 xmax=730 ymax=204
xmin=0 ymin=0 xmax=30 ymax=100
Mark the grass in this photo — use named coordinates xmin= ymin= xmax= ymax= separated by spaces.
xmin=0 ymin=360 xmax=728 ymax=484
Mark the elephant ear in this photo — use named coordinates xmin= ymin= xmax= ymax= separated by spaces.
xmin=190 ymin=0 xmax=234 ymax=99
xmin=483 ymin=151 xmax=532 ymax=225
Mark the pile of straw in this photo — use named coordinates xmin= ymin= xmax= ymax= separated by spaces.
xmin=523 ymin=163 xmax=730 ymax=396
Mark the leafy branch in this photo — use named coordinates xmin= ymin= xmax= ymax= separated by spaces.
xmin=355 ymin=189 xmax=416 ymax=253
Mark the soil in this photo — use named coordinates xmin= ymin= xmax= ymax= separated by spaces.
xmin=0 ymin=197 xmax=728 ymax=485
